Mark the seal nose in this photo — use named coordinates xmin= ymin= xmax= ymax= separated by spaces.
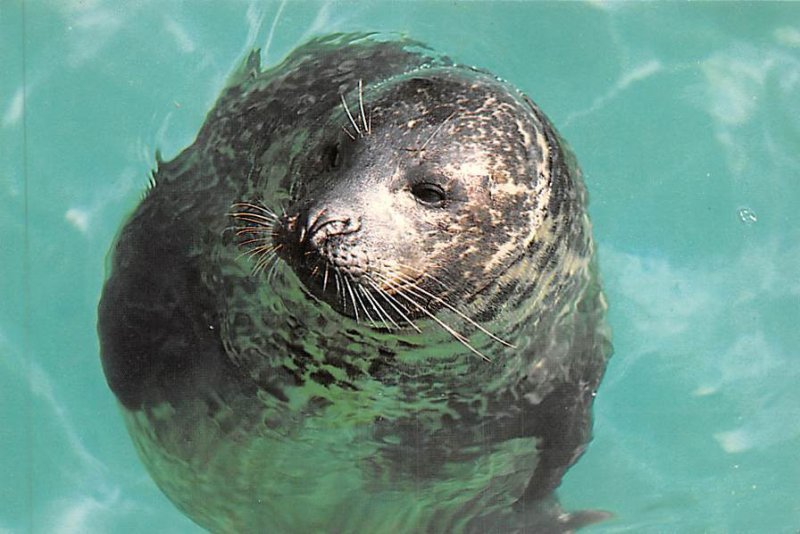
xmin=303 ymin=207 xmax=362 ymax=248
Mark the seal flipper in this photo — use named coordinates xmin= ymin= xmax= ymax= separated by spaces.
xmin=516 ymin=496 xmax=612 ymax=534
xmin=468 ymin=495 xmax=611 ymax=534
xmin=97 ymin=154 xmax=251 ymax=412
xmin=556 ymin=508 xmax=613 ymax=532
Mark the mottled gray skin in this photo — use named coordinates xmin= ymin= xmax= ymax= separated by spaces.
xmin=98 ymin=34 xmax=611 ymax=533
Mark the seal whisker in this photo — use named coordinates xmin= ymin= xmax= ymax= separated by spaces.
xmin=379 ymin=275 xmax=492 ymax=362
xmin=239 ymin=249 xmax=272 ymax=267
xmin=252 ymin=251 xmax=277 ymax=277
xmin=253 ymin=245 xmax=276 ymax=266
xmin=231 ymin=200 xmax=252 ymax=209
xmin=341 ymin=125 xmax=356 ymax=141
xmin=376 ymin=267 xmax=421 ymax=295
xmin=322 ymin=265 xmax=330 ymax=293
xmin=393 ymin=271 xmax=515 ymax=349
xmin=266 ymin=254 xmax=282 ymax=283
xmin=232 ymin=219 xmax=274 ymax=231
xmin=230 ymin=203 xmax=280 ymax=218
xmin=365 ymin=278 xmax=418 ymax=332
xmin=230 ymin=201 xmax=271 ymax=213
xmin=252 ymin=254 xmax=270 ymax=276
xmin=354 ymin=283 xmax=378 ymax=327
xmin=231 ymin=201 xmax=279 ymax=218
xmin=231 ymin=218 xmax=276 ymax=231
xmin=343 ymin=277 xmax=361 ymax=323
xmin=359 ymin=284 xmax=397 ymax=330
xmin=361 ymin=288 xmax=391 ymax=329
xmin=237 ymin=237 xmax=275 ymax=248
xmin=227 ymin=225 xmax=274 ymax=237
xmin=358 ymin=79 xmax=369 ymax=136
xmin=235 ymin=227 xmax=275 ymax=236
xmin=392 ymin=262 xmax=450 ymax=291
xmin=231 ymin=220 xmax=276 ymax=232
xmin=334 ymin=269 xmax=342 ymax=303
xmin=237 ymin=242 xmax=277 ymax=260
xmin=247 ymin=241 xmax=279 ymax=253
xmin=250 ymin=243 xmax=283 ymax=278
xmin=340 ymin=92 xmax=362 ymax=137
xmin=229 ymin=211 xmax=279 ymax=224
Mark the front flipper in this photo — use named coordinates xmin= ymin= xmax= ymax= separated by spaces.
xmin=468 ymin=495 xmax=612 ymax=533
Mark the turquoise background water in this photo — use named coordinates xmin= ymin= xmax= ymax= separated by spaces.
xmin=2 ymin=1 xmax=799 ymax=532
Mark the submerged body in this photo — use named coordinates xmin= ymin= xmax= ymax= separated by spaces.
xmin=98 ymin=34 xmax=611 ymax=532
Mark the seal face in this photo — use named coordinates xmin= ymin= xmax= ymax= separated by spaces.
xmin=98 ymin=33 xmax=611 ymax=532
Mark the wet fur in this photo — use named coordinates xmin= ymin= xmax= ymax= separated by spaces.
xmin=98 ymin=33 xmax=611 ymax=532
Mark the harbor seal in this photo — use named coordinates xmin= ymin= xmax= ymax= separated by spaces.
xmin=98 ymin=33 xmax=611 ymax=532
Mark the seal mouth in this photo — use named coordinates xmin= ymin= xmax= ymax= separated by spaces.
xmin=230 ymin=200 xmax=408 ymax=325
xmin=273 ymin=206 xmax=420 ymax=326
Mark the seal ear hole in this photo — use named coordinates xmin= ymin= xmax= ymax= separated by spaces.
xmin=322 ymin=143 xmax=341 ymax=171
xmin=411 ymin=183 xmax=446 ymax=207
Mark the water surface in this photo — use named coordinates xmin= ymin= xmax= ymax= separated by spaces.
xmin=2 ymin=2 xmax=799 ymax=532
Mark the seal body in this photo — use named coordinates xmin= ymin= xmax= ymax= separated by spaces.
xmin=98 ymin=34 xmax=611 ymax=532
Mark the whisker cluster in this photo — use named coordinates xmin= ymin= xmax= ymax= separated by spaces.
xmin=370 ymin=271 xmax=495 ymax=362
xmin=318 ymin=260 xmax=513 ymax=362
xmin=340 ymin=79 xmax=372 ymax=139
xmin=229 ymin=201 xmax=283 ymax=282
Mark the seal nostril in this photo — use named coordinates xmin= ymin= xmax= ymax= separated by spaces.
xmin=305 ymin=209 xmax=362 ymax=248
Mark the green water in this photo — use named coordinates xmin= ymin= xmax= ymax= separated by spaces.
xmin=2 ymin=1 xmax=799 ymax=532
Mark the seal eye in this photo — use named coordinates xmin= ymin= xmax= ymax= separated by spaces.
xmin=411 ymin=183 xmax=446 ymax=207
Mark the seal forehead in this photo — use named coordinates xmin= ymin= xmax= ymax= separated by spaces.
xmin=368 ymin=71 xmax=549 ymax=186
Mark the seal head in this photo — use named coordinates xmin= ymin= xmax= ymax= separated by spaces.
xmin=244 ymin=69 xmax=569 ymax=348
